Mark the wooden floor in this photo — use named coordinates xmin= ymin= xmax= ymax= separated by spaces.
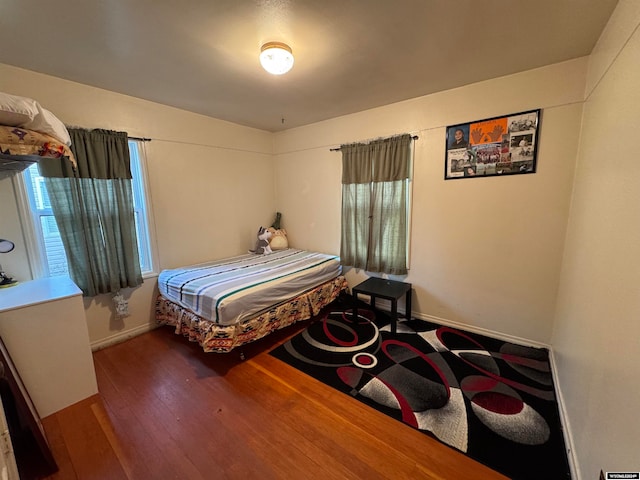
xmin=40 ymin=323 xmax=508 ymax=480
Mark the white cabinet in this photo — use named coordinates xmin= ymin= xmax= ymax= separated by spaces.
xmin=0 ymin=276 xmax=98 ymax=418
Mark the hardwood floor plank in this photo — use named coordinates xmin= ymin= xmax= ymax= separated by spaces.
xmin=53 ymin=397 xmax=128 ymax=480
xmin=40 ymin=412 xmax=77 ymax=480
xmin=141 ymin=337 xmax=347 ymax=479
xmin=90 ymin=401 xmax=155 ymax=480
xmin=97 ymin=343 xmax=241 ymax=479
xmin=202 ymin=377 xmax=364 ymax=479
xmin=223 ymin=360 xmax=406 ymax=479
xmin=93 ymin=352 xmax=207 ymax=479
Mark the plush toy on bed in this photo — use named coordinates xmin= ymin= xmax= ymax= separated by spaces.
xmin=268 ymin=227 xmax=288 ymax=250
xmin=249 ymin=226 xmax=273 ymax=255
xmin=267 ymin=211 xmax=289 ymax=250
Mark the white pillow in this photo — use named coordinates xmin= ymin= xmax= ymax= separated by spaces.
xmin=23 ymin=105 xmax=72 ymax=146
xmin=0 ymin=91 xmax=39 ymax=126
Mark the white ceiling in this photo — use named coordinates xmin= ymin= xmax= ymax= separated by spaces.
xmin=0 ymin=0 xmax=618 ymax=132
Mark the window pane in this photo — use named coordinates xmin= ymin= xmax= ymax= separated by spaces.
xmin=129 ymin=140 xmax=152 ymax=273
xmin=40 ymin=215 xmax=69 ymax=276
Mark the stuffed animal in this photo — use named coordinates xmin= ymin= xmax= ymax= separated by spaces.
xmin=249 ymin=226 xmax=273 ymax=254
xmin=268 ymin=212 xmax=289 ymax=250
xmin=268 ymin=227 xmax=289 ymax=250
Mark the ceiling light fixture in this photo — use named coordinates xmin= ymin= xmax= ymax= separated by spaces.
xmin=260 ymin=42 xmax=294 ymax=75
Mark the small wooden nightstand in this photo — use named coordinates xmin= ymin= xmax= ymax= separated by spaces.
xmin=351 ymin=277 xmax=412 ymax=333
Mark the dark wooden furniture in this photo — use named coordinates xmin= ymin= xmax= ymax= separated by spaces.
xmin=0 ymin=337 xmax=57 ymax=479
xmin=351 ymin=277 xmax=412 ymax=333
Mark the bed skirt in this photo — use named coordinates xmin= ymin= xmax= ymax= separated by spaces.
xmin=156 ymin=275 xmax=348 ymax=353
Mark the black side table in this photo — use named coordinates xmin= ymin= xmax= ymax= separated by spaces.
xmin=351 ymin=277 xmax=412 ymax=333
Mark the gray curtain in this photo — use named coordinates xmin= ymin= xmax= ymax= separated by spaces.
xmin=39 ymin=128 xmax=143 ymax=296
xmin=340 ymin=134 xmax=411 ymax=275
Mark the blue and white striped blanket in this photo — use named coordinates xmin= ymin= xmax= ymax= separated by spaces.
xmin=158 ymin=249 xmax=342 ymax=325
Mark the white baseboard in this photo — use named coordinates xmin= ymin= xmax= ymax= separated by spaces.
xmin=90 ymin=323 xmax=159 ymax=352
xmin=410 ymin=310 xmax=550 ymax=349
xmin=360 ymin=298 xmax=548 ymax=349
xmin=548 ymin=349 xmax=579 ymax=480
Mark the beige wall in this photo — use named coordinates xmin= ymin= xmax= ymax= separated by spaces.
xmin=552 ymin=1 xmax=640 ymax=478
xmin=0 ymin=63 xmax=275 ymax=348
xmin=274 ymin=59 xmax=586 ymax=345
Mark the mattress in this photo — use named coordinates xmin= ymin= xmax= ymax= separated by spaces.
xmin=158 ymin=249 xmax=342 ymax=326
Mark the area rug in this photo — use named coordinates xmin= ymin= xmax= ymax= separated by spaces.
xmin=270 ymin=300 xmax=571 ymax=480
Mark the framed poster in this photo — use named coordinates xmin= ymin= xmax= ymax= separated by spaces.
xmin=445 ymin=109 xmax=540 ymax=179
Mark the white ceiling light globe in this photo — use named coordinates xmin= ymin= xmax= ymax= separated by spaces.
xmin=260 ymin=42 xmax=294 ymax=75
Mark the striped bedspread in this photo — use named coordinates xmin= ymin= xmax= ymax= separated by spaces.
xmin=158 ymin=249 xmax=342 ymax=325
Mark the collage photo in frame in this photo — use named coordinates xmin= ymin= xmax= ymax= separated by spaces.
xmin=445 ymin=109 xmax=540 ymax=179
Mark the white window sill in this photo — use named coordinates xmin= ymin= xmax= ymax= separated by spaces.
xmin=142 ymin=271 xmax=158 ymax=280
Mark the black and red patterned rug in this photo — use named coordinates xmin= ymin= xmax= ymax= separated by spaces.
xmin=270 ymin=299 xmax=571 ymax=480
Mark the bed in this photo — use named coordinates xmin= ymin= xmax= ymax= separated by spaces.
xmin=156 ymin=248 xmax=348 ymax=353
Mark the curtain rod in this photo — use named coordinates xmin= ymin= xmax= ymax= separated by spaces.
xmin=65 ymin=126 xmax=152 ymax=142
xmin=329 ymin=135 xmax=418 ymax=151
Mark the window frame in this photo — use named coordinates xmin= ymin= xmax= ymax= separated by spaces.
xmin=128 ymin=140 xmax=155 ymax=275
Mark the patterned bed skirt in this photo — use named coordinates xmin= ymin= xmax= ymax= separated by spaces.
xmin=155 ymin=275 xmax=348 ymax=353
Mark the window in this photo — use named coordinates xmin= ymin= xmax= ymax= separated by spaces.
xmin=340 ymin=134 xmax=413 ymax=275
xmin=21 ymin=140 xmax=154 ymax=277
xmin=342 ymin=178 xmax=412 ymax=266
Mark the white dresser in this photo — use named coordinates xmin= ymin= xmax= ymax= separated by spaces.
xmin=0 ymin=276 xmax=98 ymax=418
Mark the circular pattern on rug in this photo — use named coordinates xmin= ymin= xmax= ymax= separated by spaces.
xmin=283 ymin=310 xmax=381 ymax=367
xmin=302 ymin=315 xmax=379 ymax=353
xmin=352 ymin=352 xmax=378 ymax=369
xmin=461 ymin=375 xmax=550 ymax=445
